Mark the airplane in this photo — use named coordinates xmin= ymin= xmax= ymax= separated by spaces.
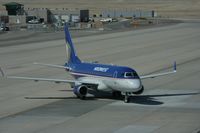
xmin=0 ymin=24 xmax=177 ymax=103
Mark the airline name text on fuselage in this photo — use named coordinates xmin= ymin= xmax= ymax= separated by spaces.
xmin=93 ymin=67 xmax=109 ymax=72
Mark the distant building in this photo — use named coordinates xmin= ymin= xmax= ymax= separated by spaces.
xmin=0 ymin=2 xmax=90 ymax=30
xmin=80 ymin=10 xmax=89 ymax=22
xmin=0 ymin=9 xmax=7 ymax=16
xmin=1 ymin=2 xmax=25 ymax=25
xmin=0 ymin=8 xmax=8 ymax=24
xmin=3 ymin=2 xmax=24 ymax=15
xmin=48 ymin=9 xmax=89 ymax=27
xmin=24 ymin=8 xmax=49 ymax=23
xmin=24 ymin=7 xmax=89 ymax=24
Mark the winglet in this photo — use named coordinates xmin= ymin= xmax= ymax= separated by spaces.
xmin=174 ymin=61 xmax=177 ymax=72
xmin=0 ymin=67 xmax=5 ymax=77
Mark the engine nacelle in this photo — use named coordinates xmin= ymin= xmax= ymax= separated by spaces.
xmin=132 ymin=86 xmax=144 ymax=95
xmin=73 ymin=85 xmax=88 ymax=98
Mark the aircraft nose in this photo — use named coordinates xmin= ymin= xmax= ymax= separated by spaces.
xmin=128 ymin=79 xmax=141 ymax=89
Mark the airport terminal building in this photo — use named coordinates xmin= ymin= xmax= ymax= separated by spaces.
xmin=0 ymin=2 xmax=156 ymax=31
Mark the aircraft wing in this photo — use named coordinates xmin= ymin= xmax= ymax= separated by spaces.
xmin=0 ymin=67 xmax=97 ymax=85
xmin=5 ymin=76 xmax=76 ymax=84
xmin=33 ymin=62 xmax=71 ymax=70
xmin=3 ymin=76 xmax=98 ymax=86
xmin=140 ymin=62 xmax=177 ymax=79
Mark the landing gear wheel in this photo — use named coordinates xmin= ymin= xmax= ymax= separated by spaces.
xmin=77 ymin=95 xmax=86 ymax=100
xmin=112 ymin=91 xmax=122 ymax=98
xmin=124 ymin=93 xmax=130 ymax=103
xmin=80 ymin=96 xmax=86 ymax=100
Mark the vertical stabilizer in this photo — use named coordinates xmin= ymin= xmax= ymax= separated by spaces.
xmin=64 ymin=24 xmax=81 ymax=64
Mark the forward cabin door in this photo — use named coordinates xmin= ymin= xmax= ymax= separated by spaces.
xmin=111 ymin=71 xmax=120 ymax=90
xmin=113 ymin=71 xmax=118 ymax=78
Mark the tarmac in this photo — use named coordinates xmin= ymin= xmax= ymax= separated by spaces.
xmin=0 ymin=21 xmax=200 ymax=133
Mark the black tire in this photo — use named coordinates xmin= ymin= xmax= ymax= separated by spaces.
xmin=124 ymin=93 xmax=130 ymax=103
xmin=112 ymin=91 xmax=122 ymax=98
xmin=124 ymin=97 xmax=130 ymax=103
xmin=80 ymin=96 xmax=86 ymax=100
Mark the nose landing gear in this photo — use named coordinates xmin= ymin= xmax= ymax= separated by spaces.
xmin=124 ymin=86 xmax=144 ymax=103
xmin=124 ymin=92 xmax=130 ymax=103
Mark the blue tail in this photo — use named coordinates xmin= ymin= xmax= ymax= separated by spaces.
xmin=64 ymin=24 xmax=81 ymax=64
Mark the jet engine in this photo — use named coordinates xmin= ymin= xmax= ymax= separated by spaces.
xmin=132 ymin=86 xmax=144 ymax=95
xmin=73 ymin=85 xmax=88 ymax=99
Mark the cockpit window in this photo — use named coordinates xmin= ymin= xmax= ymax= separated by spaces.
xmin=124 ymin=72 xmax=138 ymax=78
xmin=125 ymin=72 xmax=133 ymax=77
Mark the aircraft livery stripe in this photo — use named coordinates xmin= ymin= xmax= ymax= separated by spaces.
xmin=70 ymin=72 xmax=135 ymax=80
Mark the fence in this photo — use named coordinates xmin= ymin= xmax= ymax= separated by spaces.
xmin=101 ymin=9 xmax=156 ymax=18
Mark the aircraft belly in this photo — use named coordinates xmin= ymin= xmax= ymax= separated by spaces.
xmin=105 ymin=79 xmax=142 ymax=92
xmin=77 ymin=77 xmax=142 ymax=92
xmin=78 ymin=77 xmax=111 ymax=91
xmin=103 ymin=79 xmax=122 ymax=91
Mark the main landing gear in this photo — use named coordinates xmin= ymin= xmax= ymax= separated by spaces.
xmin=112 ymin=91 xmax=130 ymax=103
xmin=112 ymin=91 xmax=122 ymax=98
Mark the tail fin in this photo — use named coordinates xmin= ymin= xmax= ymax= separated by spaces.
xmin=64 ymin=24 xmax=81 ymax=64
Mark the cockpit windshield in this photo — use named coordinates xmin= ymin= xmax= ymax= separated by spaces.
xmin=124 ymin=72 xmax=139 ymax=78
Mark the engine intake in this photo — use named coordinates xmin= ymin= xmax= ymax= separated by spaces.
xmin=73 ymin=85 xmax=88 ymax=98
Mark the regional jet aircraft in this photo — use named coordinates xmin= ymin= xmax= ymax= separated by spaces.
xmin=0 ymin=24 xmax=177 ymax=103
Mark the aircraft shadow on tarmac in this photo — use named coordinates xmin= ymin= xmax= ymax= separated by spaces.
xmin=25 ymin=90 xmax=200 ymax=106
xmin=129 ymin=92 xmax=200 ymax=105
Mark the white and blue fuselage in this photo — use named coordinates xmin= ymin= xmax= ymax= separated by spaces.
xmin=66 ymin=62 xmax=142 ymax=93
